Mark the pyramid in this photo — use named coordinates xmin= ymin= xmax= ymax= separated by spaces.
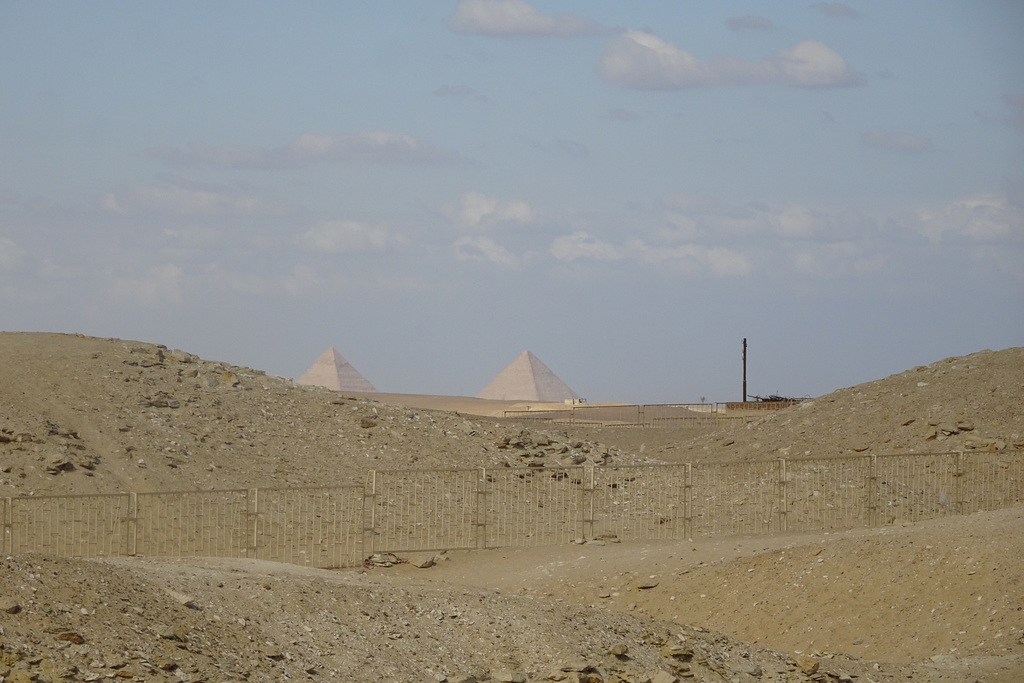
xmin=477 ymin=350 xmax=579 ymax=402
xmin=295 ymin=348 xmax=377 ymax=392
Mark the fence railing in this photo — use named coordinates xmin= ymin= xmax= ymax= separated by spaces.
xmin=2 ymin=451 xmax=1020 ymax=569
xmin=502 ymin=403 xmax=754 ymax=428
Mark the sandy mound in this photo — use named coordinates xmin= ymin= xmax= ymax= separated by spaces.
xmin=402 ymin=508 xmax=1024 ymax=666
xmin=0 ymin=333 xmax=654 ymax=497
xmin=555 ymin=347 xmax=1024 ymax=464
xmin=1 ymin=331 xmax=1022 ymax=681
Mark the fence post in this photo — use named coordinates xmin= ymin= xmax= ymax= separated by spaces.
xmin=867 ymin=454 xmax=879 ymax=527
xmin=248 ymin=488 xmax=259 ymax=559
xmin=954 ymin=451 xmax=965 ymax=516
xmin=582 ymin=462 xmax=595 ymax=541
xmin=2 ymin=497 xmax=10 ymax=555
xmin=683 ymin=463 xmax=693 ymax=541
xmin=778 ymin=458 xmax=788 ymax=533
xmin=362 ymin=471 xmax=378 ymax=559
xmin=127 ymin=492 xmax=137 ymax=557
xmin=476 ymin=468 xmax=488 ymax=549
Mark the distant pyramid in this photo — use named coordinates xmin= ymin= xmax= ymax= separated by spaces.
xmin=296 ymin=348 xmax=377 ymax=392
xmin=477 ymin=351 xmax=579 ymax=402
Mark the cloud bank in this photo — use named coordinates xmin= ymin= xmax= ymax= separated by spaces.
xmin=599 ymin=32 xmax=863 ymax=90
xmin=100 ymin=178 xmax=288 ymax=216
xmin=453 ymin=192 xmax=536 ymax=230
xmin=149 ymin=132 xmax=464 ymax=170
xmin=301 ymin=220 xmax=405 ymax=255
xmin=449 ymin=0 xmax=604 ymax=37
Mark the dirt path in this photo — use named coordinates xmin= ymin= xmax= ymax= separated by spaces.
xmin=380 ymin=507 xmax=1024 ymax=679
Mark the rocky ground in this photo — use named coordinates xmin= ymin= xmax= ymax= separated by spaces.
xmin=0 ymin=333 xmax=660 ymax=498
xmin=559 ymin=347 xmax=1024 ymax=465
xmin=1 ymin=331 xmax=1022 ymax=682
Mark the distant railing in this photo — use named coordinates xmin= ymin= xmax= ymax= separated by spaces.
xmin=502 ymin=403 xmax=753 ymax=428
xmin=2 ymin=451 xmax=1020 ymax=569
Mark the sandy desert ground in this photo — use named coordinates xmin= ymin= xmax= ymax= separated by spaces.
xmin=0 ymin=331 xmax=1022 ymax=682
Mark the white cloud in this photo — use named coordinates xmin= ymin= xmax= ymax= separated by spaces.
xmin=551 ymin=231 xmax=621 ymax=261
xmin=454 ymin=192 xmax=536 ymax=230
xmin=101 ymin=180 xmax=287 ymax=216
xmin=968 ymin=244 xmax=1024 ymax=278
xmin=661 ymin=213 xmax=699 ymax=241
xmin=772 ymin=40 xmax=862 ymax=88
xmin=286 ymin=132 xmax=457 ymax=165
xmin=726 ymin=15 xmax=777 ymax=32
xmin=599 ymin=32 xmax=862 ymax=90
xmin=662 ymin=196 xmax=831 ymax=240
xmin=449 ymin=0 xmax=603 ymax=37
xmin=453 ymin=235 xmax=517 ymax=266
xmin=791 ymin=242 xmax=875 ymax=277
xmin=0 ymin=236 xmax=25 ymax=270
xmin=281 ymin=264 xmax=318 ymax=297
xmin=631 ymin=242 xmax=752 ymax=277
xmin=862 ymin=127 xmax=934 ymax=153
xmin=150 ymin=131 xmax=463 ymax=169
xmin=301 ymin=220 xmax=402 ymax=254
xmin=771 ymin=204 xmax=825 ymax=237
xmin=107 ymin=263 xmax=184 ymax=307
xmin=915 ymin=194 xmax=1022 ymax=242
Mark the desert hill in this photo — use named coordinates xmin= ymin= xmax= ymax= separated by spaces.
xmin=0 ymin=332 xmax=658 ymax=497
xmin=551 ymin=347 xmax=1024 ymax=465
xmin=1 ymin=331 xmax=1022 ymax=682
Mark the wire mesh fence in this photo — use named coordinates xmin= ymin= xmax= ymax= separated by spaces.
xmin=690 ymin=460 xmax=780 ymax=537
xmin=367 ymin=468 xmax=480 ymax=555
xmin=2 ymin=451 xmax=1021 ymax=568
xmin=590 ymin=464 xmax=690 ymax=541
xmin=3 ymin=493 xmax=130 ymax=558
xmin=133 ymin=489 xmax=250 ymax=559
xmin=783 ymin=456 xmax=873 ymax=532
xmin=253 ymin=486 xmax=364 ymax=567
xmin=958 ymin=450 xmax=1024 ymax=514
xmin=502 ymin=403 xmax=750 ymax=429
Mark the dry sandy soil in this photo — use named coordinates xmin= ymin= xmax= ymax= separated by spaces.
xmin=1 ymin=332 xmax=1022 ymax=682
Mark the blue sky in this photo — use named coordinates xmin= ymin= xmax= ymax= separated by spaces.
xmin=2 ymin=1 xmax=1022 ymax=404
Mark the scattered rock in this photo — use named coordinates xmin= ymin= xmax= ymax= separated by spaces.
xmin=795 ymin=655 xmax=819 ymax=675
xmin=651 ymin=671 xmax=680 ymax=683
xmin=407 ymin=554 xmax=436 ymax=569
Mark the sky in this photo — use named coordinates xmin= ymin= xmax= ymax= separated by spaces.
xmin=1 ymin=1 xmax=1022 ymax=405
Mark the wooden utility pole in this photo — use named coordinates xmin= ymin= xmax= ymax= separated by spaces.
xmin=742 ymin=338 xmax=747 ymax=403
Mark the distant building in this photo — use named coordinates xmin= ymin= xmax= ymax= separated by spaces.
xmin=296 ymin=348 xmax=377 ymax=392
xmin=477 ymin=350 xmax=579 ymax=402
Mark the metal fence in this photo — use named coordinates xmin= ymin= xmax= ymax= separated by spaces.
xmin=2 ymin=451 xmax=1020 ymax=569
xmin=503 ymin=403 xmax=750 ymax=428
